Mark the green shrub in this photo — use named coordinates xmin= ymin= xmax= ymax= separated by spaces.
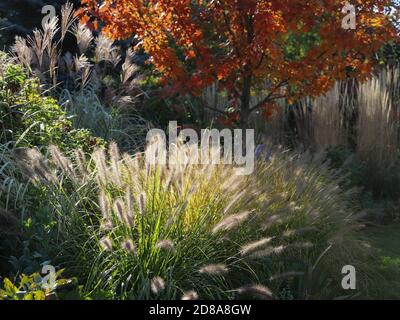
xmin=0 ymin=54 xmax=103 ymax=152
xmin=0 ymin=53 xmax=103 ymax=278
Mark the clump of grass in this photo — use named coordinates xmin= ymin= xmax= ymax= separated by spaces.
xmin=15 ymin=142 xmax=369 ymax=299
xmin=284 ymin=66 xmax=400 ymax=200
xmin=356 ymin=67 xmax=400 ymax=197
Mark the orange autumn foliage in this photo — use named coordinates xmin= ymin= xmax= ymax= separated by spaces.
xmin=79 ymin=0 xmax=398 ymax=126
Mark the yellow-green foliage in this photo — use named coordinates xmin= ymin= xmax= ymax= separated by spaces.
xmin=0 ymin=269 xmax=72 ymax=300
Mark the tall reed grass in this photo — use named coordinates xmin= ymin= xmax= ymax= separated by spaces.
xmin=269 ymin=66 xmax=400 ymax=198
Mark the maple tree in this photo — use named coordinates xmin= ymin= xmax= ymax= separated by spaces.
xmin=79 ymin=0 xmax=398 ymax=128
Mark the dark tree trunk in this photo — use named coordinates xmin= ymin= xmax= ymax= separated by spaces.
xmin=240 ymin=15 xmax=254 ymax=131
xmin=240 ymin=74 xmax=252 ymax=131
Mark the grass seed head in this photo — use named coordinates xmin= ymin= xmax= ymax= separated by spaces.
xmin=150 ymin=277 xmax=165 ymax=295
xmin=199 ymin=264 xmax=229 ymax=275
xmin=237 ymin=285 xmax=273 ymax=300
xmin=181 ymin=291 xmax=199 ymax=300
xmin=100 ymin=237 xmax=112 ymax=251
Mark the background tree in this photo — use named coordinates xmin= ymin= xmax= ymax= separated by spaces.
xmin=80 ymin=0 xmax=397 ymax=129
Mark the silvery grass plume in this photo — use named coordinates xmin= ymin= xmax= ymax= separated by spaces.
xmin=122 ymin=49 xmax=140 ymax=89
xmin=14 ymin=148 xmax=56 ymax=184
xmin=124 ymin=187 xmax=136 ymax=227
xmin=27 ymin=29 xmax=45 ymax=70
xmin=199 ymin=264 xmax=229 ymax=275
xmin=108 ymin=142 xmax=122 ymax=186
xmin=12 ymin=37 xmax=33 ymax=69
xmin=73 ymin=54 xmax=91 ymax=74
xmin=212 ymin=211 xmax=251 ymax=234
xmin=73 ymin=23 xmax=93 ymax=54
xmin=240 ymin=237 xmax=275 ymax=256
xmin=138 ymin=192 xmax=146 ymax=215
xmin=92 ymin=149 xmax=109 ymax=186
xmin=48 ymin=145 xmax=76 ymax=180
xmin=181 ymin=291 xmax=199 ymax=300
xmin=95 ymin=34 xmax=121 ymax=66
xmin=99 ymin=190 xmax=111 ymax=221
xmin=100 ymin=236 xmax=112 ymax=251
xmin=156 ymin=240 xmax=175 ymax=252
xmin=74 ymin=149 xmax=90 ymax=181
xmin=42 ymin=16 xmax=59 ymax=80
xmin=114 ymin=198 xmax=134 ymax=227
xmin=150 ymin=277 xmax=165 ymax=295
xmin=60 ymin=1 xmax=76 ymax=42
xmin=237 ymin=285 xmax=273 ymax=300
xmin=163 ymin=169 xmax=175 ymax=192
xmin=121 ymin=239 xmax=136 ymax=254
xmin=250 ymin=245 xmax=287 ymax=259
xmin=261 ymin=213 xmax=290 ymax=231
xmin=113 ymin=199 xmax=126 ymax=224
xmin=223 ymin=190 xmax=246 ymax=215
xmin=62 ymin=52 xmax=74 ymax=76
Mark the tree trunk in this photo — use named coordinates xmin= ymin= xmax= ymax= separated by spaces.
xmin=240 ymin=74 xmax=252 ymax=131
xmin=240 ymin=15 xmax=254 ymax=131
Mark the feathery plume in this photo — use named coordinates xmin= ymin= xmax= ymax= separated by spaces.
xmin=95 ymin=34 xmax=119 ymax=64
xmin=60 ymin=1 xmax=76 ymax=42
xmin=138 ymin=192 xmax=146 ymax=215
xmin=223 ymin=190 xmax=245 ymax=215
xmin=250 ymin=245 xmax=287 ymax=259
xmin=156 ymin=240 xmax=175 ymax=252
xmin=150 ymin=277 xmax=165 ymax=295
xmin=113 ymin=199 xmax=126 ymax=224
xmin=181 ymin=291 xmax=199 ymax=300
xmin=163 ymin=168 xmax=176 ymax=192
xmin=100 ymin=237 xmax=112 ymax=251
xmin=121 ymin=239 xmax=136 ymax=253
xmin=92 ymin=149 xmax=108 ymax=186
xmin=237 ymin=285 xmax=273 ymax=300
xmin=73 ymin=23 xmax=93 ymax=54
xmin=73 ymin=54 xmax=91 ymax=73
xmin=49 ymin=145 xmax=75 ymax=178
xmin=212 ymin=211 xmax=250 ymax=234
xmin=100 ymin=219 xmax=113 ymax=232
xmin=99 ymin=190 xmax=111 ymax=220
xmin=240 ymin=237 xmax=274 ymax=256
xmin=74 ymin=149 xmax=89 ymax=179
xmin=108 ymin=142 xmax=122 ymax=186
xmin=199 ymin=264 xmax=229 ymax=275
xmin=124 ymin=187 xmax=135 ymax=227
xmin=12 ymin=36 xmax=33 ymax=69
xmin=27 ymin=29 xmax=45 ymax=69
